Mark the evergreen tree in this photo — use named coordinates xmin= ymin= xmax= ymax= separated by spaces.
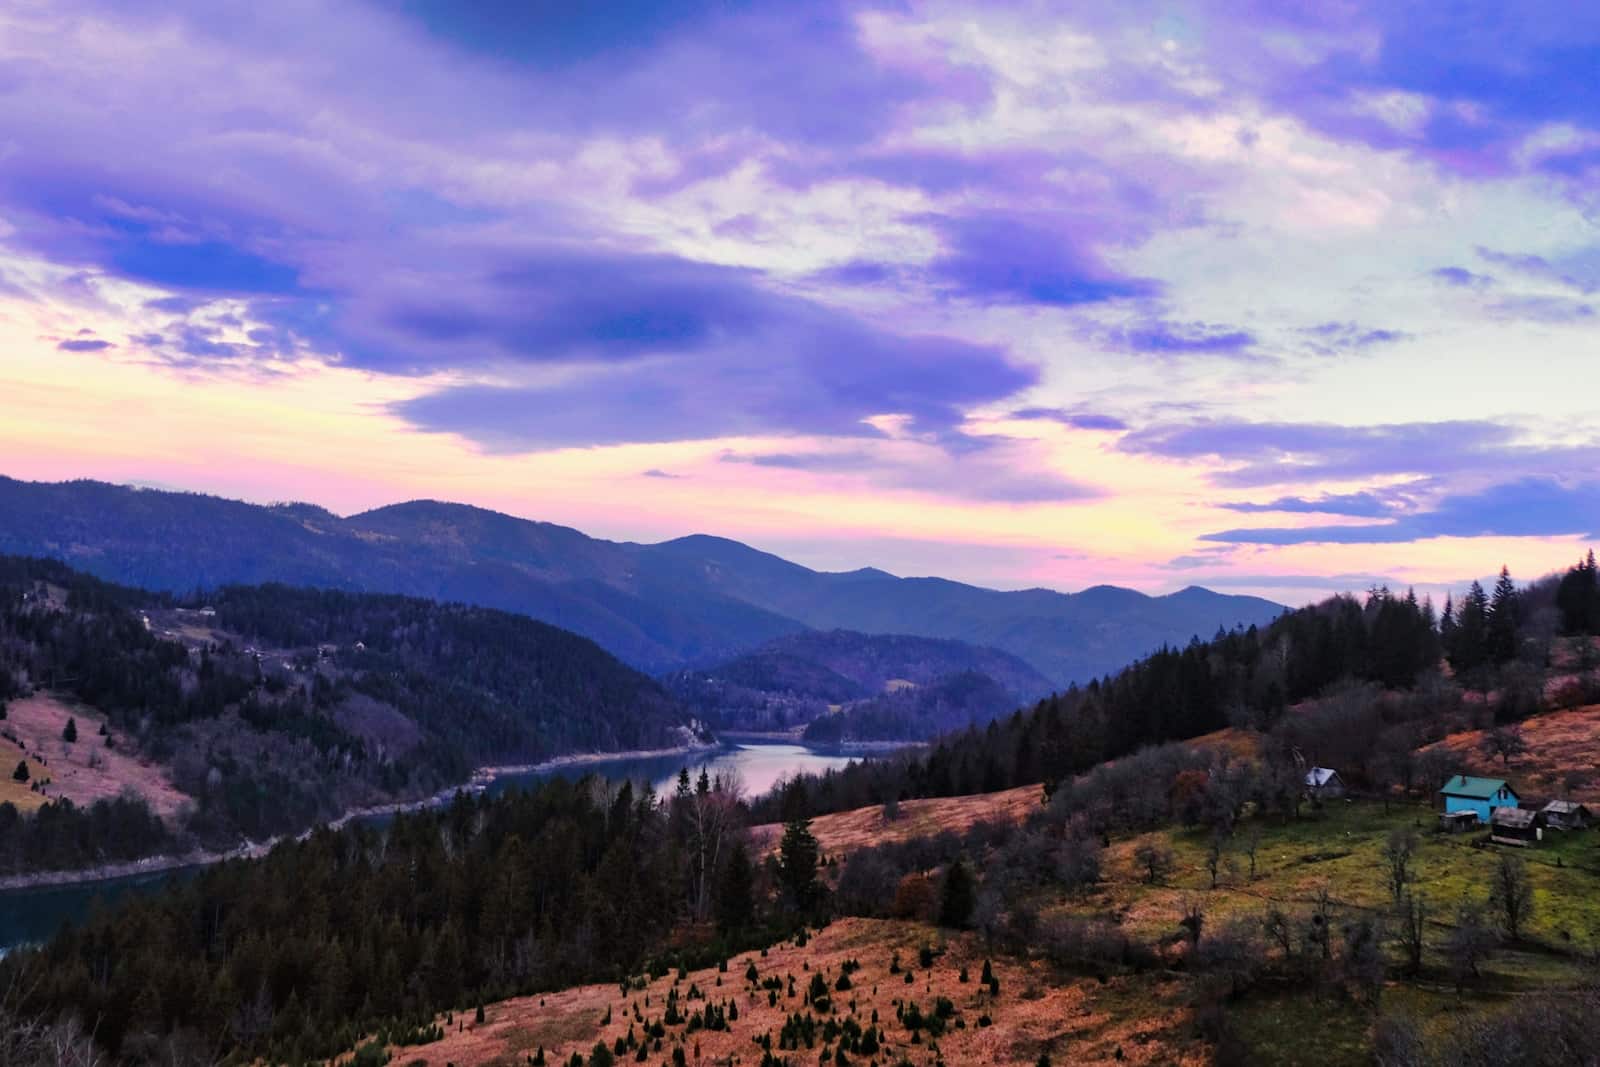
xmin=1556 ymin=551 xmax=1600 ymax=634
xmin=938 ymin=858 xmax=975 ymax=928
xmin=1486 ymin=566 xmax=1520 ymax=664
xmin=715 ymin=843 xmax=756 ymax=936
xmin=62 ymin=717 xmax=77 ymax=743
xmin=778 ymin=817 xmax=822 ymax=914
xmin=11 ymin=760 xmax=26 ymax=783
xmin=1449 ymin=581 xmax=1490 ymax=675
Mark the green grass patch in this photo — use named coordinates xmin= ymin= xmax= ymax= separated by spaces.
xmin=1228 ymin=990 xmax=1371 ymax=1067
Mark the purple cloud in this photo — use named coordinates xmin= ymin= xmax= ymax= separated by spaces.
xmin=720 ymin=448 xmax=1101 ymax=505
xmin=1232 ymin=3 xmax=1600 ymax=180
xmin=1486 ymin=295 xmax=1595 ymax=324
xmin=384 ymin=248 xmax=1037 ymax=449
xmin=1477 ymin=245 xmax=1600 ymax=294
xmin=1122 ymin=418 xmax=1600 ymax=488
xmin=57 ymin=338 xmax=115 ymax=352
xmin=1300 ymin=322 xmax=1411 ymax=351
xmin=925 ymin=213 xmax=1158 ymax=307
xmin=1009 ymin=409 xmax=1129 ymax=432
xmin=1220 ymin=490 xmax=1408 ymax=519
xmin=1205 ymin=477 xmax=1600 ymax=544
xmin=1431 ymin=266 xmax=1494 ymax=288
xmin=1103 ymin=320 xmax=1256 ymax=357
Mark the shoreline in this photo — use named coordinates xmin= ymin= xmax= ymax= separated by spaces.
xmin=0 ymin=735 xmax=912 ymax=893
xmin=0 ymin=740 xmax=717 ymax=893
xmin=466 ymin=739 xmax=720 ymax=780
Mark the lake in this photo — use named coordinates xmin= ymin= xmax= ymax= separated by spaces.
xmin=0 ymin=740 xmax=897 ymax=954
xmin=483 ymin=740 xmax=890 ymax=801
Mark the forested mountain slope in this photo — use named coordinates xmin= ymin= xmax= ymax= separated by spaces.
xmin=665 ymin=628 xmax=1054 ymax=737
xmin=0 ymin=476 xmax=1284 ymax=683
xmin=752 ymin=559 xmax=1599 ymax=820
xmin=0 ymin=556 xmax=697 ymax=870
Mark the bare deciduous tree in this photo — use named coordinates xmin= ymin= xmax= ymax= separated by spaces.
xmin=1382 ymin=828 xmax=1417 ymax=906
xmin=1308 ymin=883 xmax=1336 ymax=961
xmin=1242 ymin=825 xmax=1263 ymax=881
xmin=1394 ymin=893 xmax=1426 ymax=977
xmin=1134 ymin=842 xmax=1174 ymax=885
xmin=1179 ymin=896 xmax=1205 ymax=948
xmin=1480 ymin=725 xmax=1527 ymax=769
xmin=684 ymin=768 xmax=745 ymax=924
xmin=1205 ymin=832 xmax=1226 ymax=889
xmin=1341 ymin=915 xmax=1386 ymax=1009
xmin=1446 ymin=900 xmax=1494 ymax=991
xmin=1488 ymin=853 xmax=1533 ymax=942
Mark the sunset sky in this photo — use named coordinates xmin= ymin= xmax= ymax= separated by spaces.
xmin=2 ymin=1 xmax=1597 ymax=606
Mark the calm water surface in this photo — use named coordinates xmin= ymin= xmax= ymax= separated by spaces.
xmin=0 ymin=741 xmax=894 ymax=953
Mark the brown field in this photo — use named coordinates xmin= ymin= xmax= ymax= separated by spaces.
xmin=372 ymin=917 xmax=1207 ymax=1067
xmin=748 ymin=785 xmax=1044 ymax=859
xmin=1185 ymin=726 xmax=1262 ymax=761
xmin=1422 ymin=704 xmax=1600 ymax=804
xmin=0 ymin=734 xmax=51 ymax=812
xmin=0 ymin=693 xmax=191 ymax=819
xmin=745 ymin=728 xmax=1269 ymax=862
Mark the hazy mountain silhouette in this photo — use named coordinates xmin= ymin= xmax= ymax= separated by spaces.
xmin=0 ymin=476 xmax=1284 ymax=683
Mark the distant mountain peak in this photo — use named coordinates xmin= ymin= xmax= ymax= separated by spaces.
xmin=829 ymin=566 xmax=897 ymax=582
xmin=0 ymin=474 xmax=1286 ymax=685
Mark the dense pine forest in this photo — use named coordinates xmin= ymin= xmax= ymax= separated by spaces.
xmin=0 ymin=772 xmax=814 ymax=1064
xmin=0 ymin=557 xmax=696 ymax=872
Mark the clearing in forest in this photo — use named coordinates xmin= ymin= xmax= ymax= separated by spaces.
xmin=0 ymin=693 xmax=191 ymax=819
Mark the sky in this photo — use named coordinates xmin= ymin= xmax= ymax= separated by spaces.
xmin=1 ymin=0 xmax=1598 ymax=607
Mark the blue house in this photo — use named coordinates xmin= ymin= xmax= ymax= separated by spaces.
xmin=1439 ymin=775 xmax=1519 ymax=824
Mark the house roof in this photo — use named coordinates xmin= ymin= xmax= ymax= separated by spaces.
xmin=1492 ymin=807 xmax=1537 ymax=829
xmin=1305 ymin=767 xmax=1341 ymax=787
xmin=1543 ymin=800 xmax=1591 ymax=815
xmin=1439 ymin=775 xmax=1514 ymax=800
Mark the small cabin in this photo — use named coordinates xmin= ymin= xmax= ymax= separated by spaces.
xmin=1541 ymin=800 xmax=1593 ymax=831
xmin=1304 ymin=767 xmax=1346 ymax=801
xmin=1490 ymin=806 xmax=1543 ymax=847
xmin=1438 ymin=810 xmax=1478 ymax=834
xmin=1439 ymin=775 xmax=1518 ymax=824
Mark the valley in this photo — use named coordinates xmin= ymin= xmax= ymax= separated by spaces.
xmin=5 ymin=517 xmax=1600 ymax=1066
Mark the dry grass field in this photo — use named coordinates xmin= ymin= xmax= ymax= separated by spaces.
xmin=368 ymin=917 xmax=1208 ymax=1067
xmin=747 ymin=784 xmax=1044 ymax=859
xmin=1422 ymin=704 xmax=1600 ymax=804
xmin=0 ymin=693 xmax=191 ymax=819
xmin=0 ymin=734 xmax=50 ymax=812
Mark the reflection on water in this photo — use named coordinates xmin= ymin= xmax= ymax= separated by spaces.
xmin=484 ymin=741 xmax=880 ymax=800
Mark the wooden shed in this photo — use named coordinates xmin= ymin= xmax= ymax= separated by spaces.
xmin=1489 ymin=806 xmax=1543 ymax=847
xmin=1541 ymin=800 xmax=1593 ymax=831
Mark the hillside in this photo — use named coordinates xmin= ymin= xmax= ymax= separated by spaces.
xmin=0 ymin=476 xmax=1285 ymax=683
xmin=666 ymin=628 xmax=1055 ymax=738
xmin=0 ymin=556 xmax=698 ymax=872
xmin=383 ymin=918 xmax=1206 ymax=1067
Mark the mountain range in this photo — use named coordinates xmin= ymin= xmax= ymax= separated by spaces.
xmin=0 ymin=476 xmax=1284 ymax=684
